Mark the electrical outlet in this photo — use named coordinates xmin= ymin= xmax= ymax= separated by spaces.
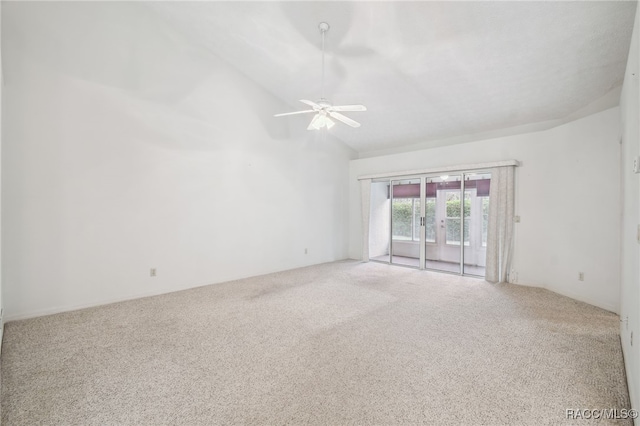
xmin=634 ymin=156 xmax=640 ymax=174
xmin=514 ymin=216 xmax=521 ymax=223
xmin=150 ymin=268 xmax=157 ymax=277
xmin=304 ymin=248 xmax=308 ymax=254
xmin=631 ymin=331 xmax=634 ymax=346
xmin=578 ymin=272 xmax=584 ymax=281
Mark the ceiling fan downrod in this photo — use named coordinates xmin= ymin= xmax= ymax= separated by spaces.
xmin=273 ymin=21 xmax=366 ymax=130
xmin=319 ymin=22 xmax=329 ymax=101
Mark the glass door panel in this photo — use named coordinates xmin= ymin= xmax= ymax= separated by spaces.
xmin=462 ymin=172 xmax=491 ymax=276
xmin=425 ymin=175 xmax=462 ymax=274
xmin=369 ymin=171 xmax=490 ymax=278
xmin=369 ymin=180 xmax=391 ymax=263
xmin=391 ymin=179 xmax=421 ymax=268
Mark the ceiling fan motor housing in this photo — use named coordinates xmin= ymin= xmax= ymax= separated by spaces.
xmin=317 ymin=98 xmax=332 ymax=109
xmin=273 ymin=21 xmax=366 ymax=129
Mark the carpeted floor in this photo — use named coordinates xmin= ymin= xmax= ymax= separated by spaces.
xmin=1 ymin=260 xmax=631 ymax=425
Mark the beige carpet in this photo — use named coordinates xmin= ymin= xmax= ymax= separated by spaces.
xmin=1 ymin=260 xmax=631 ymax=425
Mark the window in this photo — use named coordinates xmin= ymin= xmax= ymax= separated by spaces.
xmin=412 ymin=199 xmax=421 ymax=242
xmin=425 ymin=198 xmax=436 ymax=243
xmin=392 ymin=197 xmax=421 ymax=241
xmin=445 ymin=191 xmax=470 ymax=246
xmin=391 ymin=197 xmax=438 ymax=243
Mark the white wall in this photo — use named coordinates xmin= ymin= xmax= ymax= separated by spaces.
xmin=0 ymin=0 xmax=4 ymax=346
xmin=619 ymin=3 xmax=640 ymax=414
xmin=350 ymin=107 xmax=622 ymax=313
xmin=1 ymin=3 xmax=355 ymax=320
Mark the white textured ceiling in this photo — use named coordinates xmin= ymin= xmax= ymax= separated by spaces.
xmin=146 ymin=2 xmax=636 ymax=155
xmin=5 ymin=2 xmax=635 ymax=156
xmin=38 ymin=1 xmax=620 ymax=155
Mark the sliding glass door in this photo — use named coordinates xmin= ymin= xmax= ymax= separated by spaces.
xmin=462 ymin=173 xmax=491 ymax=276
xmin=369 ymin=171 xmax=491 ymax=277
xmin=425 ymin=175 xmax=462 ymax=274
xmin=391 ymin=179 xmax=421 ymax=268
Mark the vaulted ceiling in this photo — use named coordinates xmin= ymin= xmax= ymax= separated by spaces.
xmin=4 ymin=2 xmax=636 ymax=156
xmin=147 ymin=1 xmax=637 ymax=156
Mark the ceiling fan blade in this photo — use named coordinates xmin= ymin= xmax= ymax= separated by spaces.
xmin=274 ymin=110 xmax=315 ymax=117
xmin=300 ymin=99 xmax=321 ymax=109
xmin=307 ymin=113 xmax=322 ymax=130
xmin=329 ymin=105 xmax=367 ymax=112
xmin=329 ymin=111 xmax=361 ymax=128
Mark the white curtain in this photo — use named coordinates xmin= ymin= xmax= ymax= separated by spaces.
xmin=360 ymin=179 xmax=372 ymax=262
xmin=485 ymin=166 xmax=515 ymax=283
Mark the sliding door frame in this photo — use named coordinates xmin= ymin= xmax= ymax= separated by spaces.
xmin=369 ymin=169 xmax=491 ymax=278
xmin=389 ymin=176 xmax=423 ymax=269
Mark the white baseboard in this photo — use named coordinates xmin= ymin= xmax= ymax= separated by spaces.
xmin=4 ymin=287 xmax=178 ymax=322
xmin=538 ymin=284 xmax=618 ymax=314
xmin=620 ymin=335 xmax=638 ymax=426
xmin=504 ymin=277 xmax=617 ymax=313
xmin=499 ymin=280 xmax=617 ymax=314
xmin=0 ymin=314 xmax=4 ymax=358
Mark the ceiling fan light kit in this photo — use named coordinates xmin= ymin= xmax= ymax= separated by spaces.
xmin=274 ymin=22 xmax=366 ymax=130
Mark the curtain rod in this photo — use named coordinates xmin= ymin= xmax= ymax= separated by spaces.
xmin=357 ymin=160 xmax=520 ymax=181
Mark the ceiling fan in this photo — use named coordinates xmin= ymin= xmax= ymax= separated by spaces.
xmin=274 ymin=22 xmax=366 ymax=130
